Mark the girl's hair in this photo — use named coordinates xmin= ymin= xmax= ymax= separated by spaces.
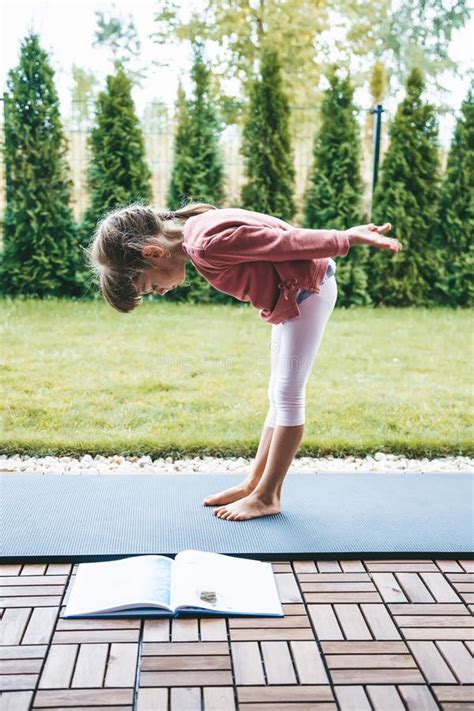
xmin=86 ymin=201 xmax=217 ymax=313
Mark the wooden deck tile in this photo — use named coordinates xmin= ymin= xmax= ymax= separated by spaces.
xmin=139 ymin=670 xmax=233 ymax=686
xmin=360 ymin=603 xmax=402 ymax=639
xmin=171 ymin=617 xmax=199 ymax=641
xmin=397 ymin=685 xmax=440 ymax=709
xmin=37 ymin=644 xmax=77 ymax=688
xmin=320 ymin=641 xmax=410 ymax=653
xmin=274 ymin=573 xmax=302 ymax=603
xmin=229 ymin=626 xmax=314 ymax=641
xmin=332 ymin=604 xmax=372 ymax=639
xmin=142 ymin=654 xmax=231 ymax=671
xmin=231 ymin=641 xmax=265 ymax=685
xmin=236 ymin=685 xmax=334 ymax=702
xmin=421 ymin=572 xmax=463 ymax=602
xmin=333 ymin=685 xmax=372 ymax=709
xmin=142 ymin=619 xmax=169 ymax=642
xmin=307 ymin=604 xmax=344 ymax=639
xmin=292 ymin=560 xmax=317 ymax=574
xmin=406 ymin=640 xmax=458 ymax=683
xmin=365 ymin=685 xmax=407 ymax=710
xmin=32 ymin=688 xmax=134 ymax=707
xmin=1 ymin=691 xmax=35 ymax=711
xmin=136 ymin=687 xmax=167 ymax=711
xmin=388 ymin=603 xmax=470 ymax=615
xmin=1 ymin=556 xmax=472 ymax=708
xmin=325 ymin=653 xmax=417 ymax=669
xmin=436 ymin=560 xmax=465 ymax=573
xmin=330 ymin=667 xmax=425 ymax=684
xmin=304 ymin=592 xmax=382 ymax=603
xmin=71 ymin=643 xmax=108 ymax=687
xmin=370 ymin=572 xmax=407 ymax=602
xmin=432 ymin=684 xmax=474 ymax=702
xmin=364 ymin=562 xmax=439 ymax=572
xmin=103 ymin=643 xmax=138 ymax=687
xmin=289 ymin=640 xmax=329 ymax=683
xmin=23 ymin=608 xmax=59 ymax=645
xmin=199 ymin=617 xmax=227 ymax=641
xmin=339 ymin=560 xmax=366 ymax=573
xmin=170 ymin=687 xmax=200 ymax=710
xmin=394 ymin=572 xmax=436 ymax=602
xmin=316 ymin=561 xmax=343 ymax=573
xmin=203 ymin=687 xmax=236 ymax=711
xmin=1 ymin=609 xmax=33 ymax=645
xmin=435 ymin=640 xmax=474 ymax=683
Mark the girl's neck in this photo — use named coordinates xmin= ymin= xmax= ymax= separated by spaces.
xmin=163 ymin=222 xmax=185 ymax=259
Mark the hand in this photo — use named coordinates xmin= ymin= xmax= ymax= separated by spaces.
xmin=345 ymin=223 xmax=403 ymax=253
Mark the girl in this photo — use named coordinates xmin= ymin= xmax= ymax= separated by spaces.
xmin=88 ymin=202 xmax=402 ymax=521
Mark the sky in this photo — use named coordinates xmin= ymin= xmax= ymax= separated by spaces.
xmin=1 ymin=0 xmax=473 ymax=147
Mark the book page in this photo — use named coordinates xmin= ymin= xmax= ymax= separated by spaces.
xmin=170 ymin=550 xmax=283 ymax=616
xmin=64 ymin=555 xmax=173 ymax=617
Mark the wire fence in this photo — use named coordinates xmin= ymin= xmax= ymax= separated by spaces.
xmin=1 ymin=100 xmax=386 ymax=225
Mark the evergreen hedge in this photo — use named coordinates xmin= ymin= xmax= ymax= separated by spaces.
xmin=303 ymin=68 xmax=367 ymax=307
xmin=240 ymin=46 xmax=296 ymax=222
xmin=0 ymin=33 xmax=82 ymax=297
xmin=369 ymin=68 xmax=441 ymax=307
xmin=79 ymin=67 xmax=153 ymax=260
xmin=166 ymin=42 xmax=227 ymax=304
xmin=432 ymin=82 xmax=474 ymax=307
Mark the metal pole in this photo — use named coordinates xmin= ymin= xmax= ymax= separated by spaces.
xmin=370 ymin=103 xmax=385 ymax=197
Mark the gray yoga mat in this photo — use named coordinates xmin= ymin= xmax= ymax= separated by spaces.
xmin=1 ymin=473 xmax=473 ymax=562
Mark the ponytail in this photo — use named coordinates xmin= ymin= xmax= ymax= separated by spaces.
xmin=157 ymin=202 xmax=218 ymax=222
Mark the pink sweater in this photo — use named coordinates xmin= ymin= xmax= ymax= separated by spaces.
xmin=182 ymin=207 xmax=351 ymax=325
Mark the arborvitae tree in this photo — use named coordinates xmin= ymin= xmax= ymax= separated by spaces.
xmin=240 ymin=45 xmax=296 ymax=222
xmin=167 ymin=81 xmax=192 ymax=211
xmin=79 ymin=67 xmax=152 ymax=250
xmin=0 ymin=33 xmax=82 ymax=296
xmin=167 ymin=41 xmax=227 ymax=304
xmin=303 ymin=67 xmax=367 ymax=307
xmin=432 ymin=83 xmax=474 ymax=307
xmin=369 ymin=68 xmax=441 ymax=306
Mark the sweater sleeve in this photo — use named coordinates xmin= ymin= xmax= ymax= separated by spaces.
xmin=204 ymin=224 xmax=351 ymax=263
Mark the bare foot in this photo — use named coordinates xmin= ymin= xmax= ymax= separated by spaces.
xmin=203 ymin=479 xmax=258 ymax=507
xmin=213 ymin=492 xmax=280 ymax=521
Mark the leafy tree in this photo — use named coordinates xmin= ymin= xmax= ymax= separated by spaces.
xmin=152 ymin=1 xmax=469 ymax=127
xmin=79 ymin=67 xmax=152 ymax=251
xmin=166 ymin=42 xmax=227 ymax=304
xmin=369 ymin=67 xmax=441 ymax=306
xmin=93 ymin=5 xmax=147 ymax=87
xmin=69 ymin=65 xmax=98 ymax=130
xmin=240 ymin=45 xmax=296 ymax=222
xmin=0 ymin=33 xmax=82 ymax=297
xmin=303 ymin=67 xmax=367 ymax=306
xmin=152 ymin=0 xmax=331 ymax=130
xmin=432 ymin=83 xmax=474 ymax=306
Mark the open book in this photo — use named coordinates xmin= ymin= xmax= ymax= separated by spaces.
xmin=64 ymin=550 xmax=284 ymax=618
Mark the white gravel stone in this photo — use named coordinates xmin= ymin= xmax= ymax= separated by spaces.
xmin=1 ymin=453 xmax=473 ymax=475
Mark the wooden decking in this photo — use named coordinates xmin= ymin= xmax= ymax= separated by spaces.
xmin=1 ymin=558 xmax=473 ymax=710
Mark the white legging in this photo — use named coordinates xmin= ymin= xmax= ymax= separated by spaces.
xmin=264 ymin=274 xmax=338 ymax=428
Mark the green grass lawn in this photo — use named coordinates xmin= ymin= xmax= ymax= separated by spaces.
xmin=2 ymin=298 xmax=473 ymax=457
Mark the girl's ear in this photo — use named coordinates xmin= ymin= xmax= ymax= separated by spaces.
xmin=142 ymin=245 xmax=164 ymax=260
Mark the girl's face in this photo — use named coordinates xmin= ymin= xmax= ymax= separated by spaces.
xmin=136 ymin=245 xmax=186 ymax=296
